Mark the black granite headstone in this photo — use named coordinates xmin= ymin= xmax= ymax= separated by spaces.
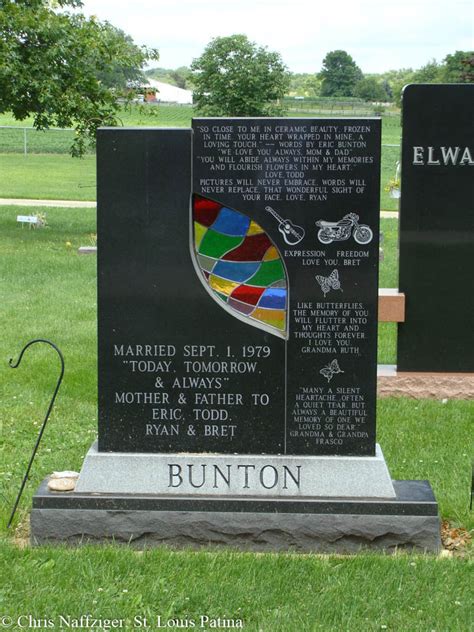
xmin=31 ymin=118 xmax=443 ymax=553
xmin=98 ymin=118 xmax=381 ymax=455
xmin=398 ymin=84 xmax=474 ymax=372
xmin=98 ymin=128 xmax=284 ymax=454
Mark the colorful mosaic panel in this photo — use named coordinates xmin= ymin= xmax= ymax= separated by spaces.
xmin=192 ymin=194 xmax=288 ymax=335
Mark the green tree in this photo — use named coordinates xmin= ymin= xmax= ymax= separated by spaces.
xmin=191 ymin=34 xmax=290 ymax=116
xmin=0 ymin=0 xmax=158 ymax=155
xmin=353 ymin=77 xmax=388 ymax=102
xmin=441 ymin=50 xmax=474 ymax=82
xmin=147 ymin=66 xmax=193 ymax=90
xmin=95 ymin=27 xmax=151 ymax=90
xmin=288 ymin=73 xmax=321 ymax=97
xmin=319 ymin=50 xmax=363 ymax=97
xmin=302 ymin=75 xmax=322 ymax=97
xmin=170 ymin=66 xmax=193 ymax=90
xmin=412 ymin=59 xmax=443 ymax=83
xmin=380 ymin=68 xmax=415 ymax=106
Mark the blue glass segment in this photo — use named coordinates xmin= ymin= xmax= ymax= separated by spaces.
xmin=212 ymin=261 xmax=260 ymax=283
xmin=211 ymin=207 xmax=250 ymax=236
xmin=258 ymin=288 xmax=287 ymax=309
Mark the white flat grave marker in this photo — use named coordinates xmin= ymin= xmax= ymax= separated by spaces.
xmin=17 ymin=215 xmax=39 ymax=226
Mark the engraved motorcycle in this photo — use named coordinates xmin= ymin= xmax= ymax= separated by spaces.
xmin=315 ymin=213 xmax=373 ymax=245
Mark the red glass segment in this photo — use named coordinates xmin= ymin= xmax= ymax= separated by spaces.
xmin=194 ymin=195 xmax=222 ymax=227
xmin=230 ymin=284 xmax=266 ymax=306
xmin=223 ymin=233 xmax=273 ymax=262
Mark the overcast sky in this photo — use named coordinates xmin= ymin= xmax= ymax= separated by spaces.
xmin=80 ymin=0 xmax=473 ymax=73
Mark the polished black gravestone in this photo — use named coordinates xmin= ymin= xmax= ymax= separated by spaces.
xmin=99 ymin=119 xmax=381 ymax=456
xmin=30 ymin=121 xmax=440 ymax=551
xmin=398 ymin=84 xmax=474 ymax=372
xmin=97 ymin=127 xmax=283 ymax=454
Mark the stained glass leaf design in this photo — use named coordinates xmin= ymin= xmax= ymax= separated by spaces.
xmin=192 ymin=194 xmax=288 ymax=337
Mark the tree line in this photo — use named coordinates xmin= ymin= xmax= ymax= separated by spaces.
xmin=148 ymin=46 xmax=474 ymax=107
xmin=2 ymin=1 xmax=472 ymax=155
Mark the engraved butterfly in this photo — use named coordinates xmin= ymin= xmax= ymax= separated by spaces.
xmin=320 ymin=359 xmax=344 ymax=383
xmin=315 ymin=269 xmax=342 ymax=297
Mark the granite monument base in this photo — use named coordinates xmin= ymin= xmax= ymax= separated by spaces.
xmin=31 ymin=480 xmax=440 ymax=552
xmin=31 ymin=441 xmax=440 ymax=552
xmin=378 ymin=365 xmax=474 ymax=399
xmin=75 ymin=442 xmax=396 ymax=499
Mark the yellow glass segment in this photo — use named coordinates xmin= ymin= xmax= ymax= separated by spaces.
xmin=194 ymin=222 xmax=207 ymax=249
xmin=247 ymin=220 xmax=264 ymax=235
xmin=251 ymin=307 xmax=286 ymax=331
xmin=209 ymin=274 xmax=240 ymax=296
xmin=263 ymin=246 xmax=279 ymax=261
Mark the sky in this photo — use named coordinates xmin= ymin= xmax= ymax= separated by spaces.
xmin=79 ymin=0 xmax=473 ymax=74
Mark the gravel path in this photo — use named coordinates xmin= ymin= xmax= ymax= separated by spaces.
xmin=0 ymin=198 xmax=399 ymax=218
xmin=0 ymin=198 xmax=96 ymax=208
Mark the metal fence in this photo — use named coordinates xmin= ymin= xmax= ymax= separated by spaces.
xmin=0 ymin=126 xmax=94 ymax=155
xmin=283 ymin=97 xmax=400 ymax=117
xmin=0 ymin=125 xmax=401 ymax=156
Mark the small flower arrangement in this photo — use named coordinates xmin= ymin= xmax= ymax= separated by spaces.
xmin=385 ymin=177 xmax=401 ymax=199
xmin=33 ymin=212 xmax=47 ymax=228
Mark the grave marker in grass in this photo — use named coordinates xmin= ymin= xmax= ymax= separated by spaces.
xmin=30 ymin=121 xmax=440 ymax=552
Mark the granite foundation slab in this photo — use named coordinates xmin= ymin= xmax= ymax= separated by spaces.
xmin=31 ymin=480 xmax=440 ymax=553
xmin=75 ymin=442 xmax=396 ymax=499
xmin=377 ymin=365 xmax=474 ymax=399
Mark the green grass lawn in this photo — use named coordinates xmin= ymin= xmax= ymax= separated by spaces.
xmin=0 ymin=104 xmax=194 ymax=132
xmin=1 ymin=546 xmax=472 ymax=631
xmin=0 ymin=107 xmax=401 ymax=209
xmin=0 ymin=149 xmax=400 ymax=208
xmin=0 ymin=105 xmax=401 ymax=137
xmin=378 ymin=217 xmax=398 ymax=364
xmin=0 ymin=207 xmax=471 ymax=630
xmin=0 ymin=154 xmax=96 ymax=200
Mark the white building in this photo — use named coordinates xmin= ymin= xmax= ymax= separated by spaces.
xmin=146 ymin=79 xmax=193 ymax=105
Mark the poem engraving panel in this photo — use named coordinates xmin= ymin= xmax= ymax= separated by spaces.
xmin=193 ymin=118 xmax=381 ymax=456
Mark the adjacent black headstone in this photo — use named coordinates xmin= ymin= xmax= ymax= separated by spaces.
xmin=398 ymin=84 xmax=474 ymax=372
xmin=98 ymin=119 xmax=381 ymax=456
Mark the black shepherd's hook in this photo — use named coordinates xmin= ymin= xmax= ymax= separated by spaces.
xmin=7 ymin=339 xmax=64 ymax=529
xmin=470 ymin=462 xmax=473 ymax=511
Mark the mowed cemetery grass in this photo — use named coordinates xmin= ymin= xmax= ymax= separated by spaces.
xmin=0 ymin=106 xmax=401 ymax=210
xmin=0 ymin=206 xmax=472 ymax=630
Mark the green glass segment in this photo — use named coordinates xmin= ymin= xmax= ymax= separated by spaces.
xmin=198 ymin=229 xmax=243 ymax=259
xmin=246 ymin=260 xmax=285 ymax=287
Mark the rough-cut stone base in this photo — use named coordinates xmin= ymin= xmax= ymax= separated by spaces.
xmin=377 ymin=365 xmax=474 ymax=399
xmin=31 ymin=509 xmax=440 ymax=553
xmin=31 ymin=480 xmax=441 ymax=553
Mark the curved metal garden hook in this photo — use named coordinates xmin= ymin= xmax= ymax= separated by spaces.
xmin=7 ymin=339 xmax=65 ymax=528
